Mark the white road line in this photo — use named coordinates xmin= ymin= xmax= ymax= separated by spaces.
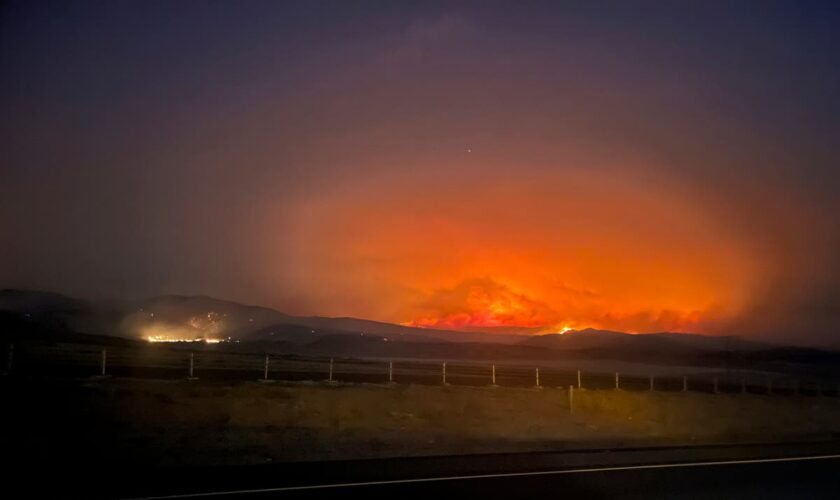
xmin=129 ymin=453 xmax=840 ymax=499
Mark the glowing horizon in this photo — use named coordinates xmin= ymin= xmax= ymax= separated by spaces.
xmin=275 ymin=167 xmax=757 ymax=336
xmin=4 ymin=3 xmax=840 ymax=346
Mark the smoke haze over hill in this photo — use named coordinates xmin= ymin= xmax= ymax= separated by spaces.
xmin=1 ymin=2 xmax=839 ymax=345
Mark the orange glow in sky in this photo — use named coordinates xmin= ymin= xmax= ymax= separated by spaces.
xmin=3 ymin=3 xmax=839 ymax=348
xmin=277 ymin=165 xmax=758 ymax=335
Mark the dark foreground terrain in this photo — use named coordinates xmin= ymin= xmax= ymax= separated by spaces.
xmin=123 ymin=442 xmax=840 ymax=499
xmin=3 ymin=374 xmax=840 ymax=498
xmin=136 ymin=447 xmax=840 ymax=499
xmin=9 ymin=440 xmax=840 ymax=499
xmin=5 ymin=376 xmax=840 ymax=465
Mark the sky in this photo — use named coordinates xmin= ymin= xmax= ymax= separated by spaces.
xmin=1 ymin=1 xmax=840 ymax=346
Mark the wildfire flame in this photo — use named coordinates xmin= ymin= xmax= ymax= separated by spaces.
xmin=145 ymin=335 xmax=224 ymax=344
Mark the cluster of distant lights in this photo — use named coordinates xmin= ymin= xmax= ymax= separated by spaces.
xmin=142 ymin=309 xmax=242 ymax=344
xmin=145 ymin=335 xmax=237 ymax=344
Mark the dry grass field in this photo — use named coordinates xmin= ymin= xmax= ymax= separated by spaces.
xmin=5 ymin=377 xmax=840 ymax=468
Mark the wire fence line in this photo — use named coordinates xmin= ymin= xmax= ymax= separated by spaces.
xmin=2 ymin=339 xmax=839 ymax=397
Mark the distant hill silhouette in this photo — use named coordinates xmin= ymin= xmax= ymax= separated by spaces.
xmin=520 ymin=328 xmax=767 ymax=352
xmin=2 ymin=289 xmax=839 ymax=371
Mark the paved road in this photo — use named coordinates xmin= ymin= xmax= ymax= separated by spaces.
xmin=109 ymin=442 xmax=840 ymax=500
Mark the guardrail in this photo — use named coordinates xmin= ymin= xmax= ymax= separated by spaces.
xmin=2 ymin=340 xmax=838 ymax=398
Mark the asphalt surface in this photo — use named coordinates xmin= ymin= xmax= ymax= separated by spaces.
xmin=192 ymin=455 xmax=838 ymax=500
xmin=79 ymin=441 xmax=837 ymax=499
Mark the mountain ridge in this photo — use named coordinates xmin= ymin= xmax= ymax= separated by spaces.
xmin=0 ymin=288 xmax=793 ymax=353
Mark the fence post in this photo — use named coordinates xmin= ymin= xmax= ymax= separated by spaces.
xmin=263 ymin=355 xmax=270 ymax=380
xmin=615 ymin=372 xmax=619 ymax=390
xmin=100 ymin=348 xmax=107 ymax=376
xmin=683 ymin=375 xmax=688 ymax=392
xmin=4 ymin=343 xmax=13 ymax=375
xmin=577 ymin=370 xmax=582 ymax=389
xmin=442 ymin=361 xmax=447 ymax=385
xmin=649 ymin=375 xmax=654 ymax=392
xmin=328 ymin=358 xmax=334 ymax=383
xmin=491 ymin=364 xmax=496 ymax=386
xmin=388 ymin=360 xmax=394 ymax=384
xmin=535 ymin=368 xmax=540 ymax=388
xmin=569 ymin=385 xmax=574 ymax=413
xmin=187 ymin=352 xmax=198 ymax=380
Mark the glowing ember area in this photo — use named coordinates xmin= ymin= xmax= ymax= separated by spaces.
xmin=401 ymin=277 xmax=708 ymax=334
xmin=404 ymin=278 xmax=561 ymax=333
xmin=282 ymin=170 xmax=756 ymax=335
xmin=130 ymin=311 xmax=233 ymax=343
xmin=145 ymin=335 xmax=225 ymax=344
